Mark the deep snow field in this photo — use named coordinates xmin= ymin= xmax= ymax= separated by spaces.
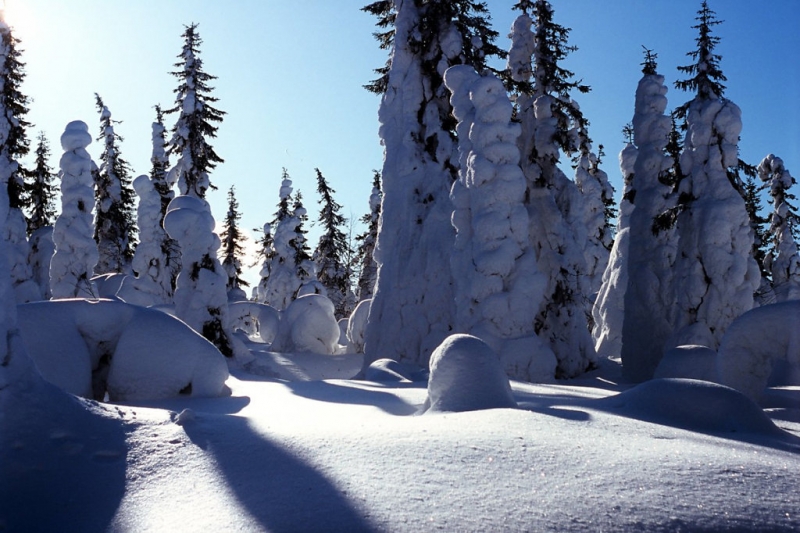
xmin=3 ymin=340 xmax=800 ymax=533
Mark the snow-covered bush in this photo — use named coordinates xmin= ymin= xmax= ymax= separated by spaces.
xmin=271 ymin=294 xmax=339 ymax=355
xmin=50 ymin=121 xmax=99 ymax=299
xmin=653 ymin=345 xmax=717 ymax=382
xmin=17 ymin=299 xmax=229 ymax=401
xmin=346 ymin=298 xmax=371 ymax=354
xmin=228 ymin=301 xmax=279 ymax=344
xmin=717 ymin=301 xmax=800 ymax=402
xmin=423 ymin=334 xmax=517 ymax=414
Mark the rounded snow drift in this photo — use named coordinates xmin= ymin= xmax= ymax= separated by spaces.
xmin=271 ymin=294 xmax=340 ymax=354
xmin=654 ymin=345 xmax=717 ymax=382
xmin=424 ymin=334 xmax=517 ymax=414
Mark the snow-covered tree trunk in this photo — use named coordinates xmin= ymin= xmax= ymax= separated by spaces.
xmin=617 ymin=71 xmax=678 ymax=380
xmin=50 ymin=121 xmax=98 ymax=299
xmin=355 ymin=175 xmax=381 ymax=302
xmin=362 ymin=0 xmax=459 ymax=370
xmin=758 ymin=154 xmax=800 ymax=302
xmin=592 ymin=143 xmax=637 ymax=360
xmin=445 ymin=65 xmax=554 ymax=381
xmin=163 ymin=195 xmax=233 ymax=357
xmin=671 ymin=98 xmax=759 ymax=349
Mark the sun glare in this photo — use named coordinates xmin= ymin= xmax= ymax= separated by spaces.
xmin=1 ymin=0 xmax=35 ymax=39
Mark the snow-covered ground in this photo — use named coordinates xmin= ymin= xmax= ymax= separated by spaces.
xmin=3 ymin=341 xmax=800 ymax=532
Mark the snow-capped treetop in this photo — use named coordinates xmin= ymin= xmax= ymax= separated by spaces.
xmin=165 ymin=23 xmax=225 ymax=199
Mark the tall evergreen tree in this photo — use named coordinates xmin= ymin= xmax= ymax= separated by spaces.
xmin=670 ymin=1 xmax=759 ymax=350
xmin=0 ymin=20 xmax=36 ymax=301
xmin=289 ymin=191 xmax=313 ymax=283
xmin=354 ymin=170 xmax=382 ymax=301
xmin=313 ymin=168 xmax=354 ymax=318
xmin=93 ymin=94 xmax=137 ymax=274
xmin=256 ymin=169 xmax=294 ymax=305
xmin=150 ymin=104 xmax=181 ymax=293
xmin=165 ymin=23 xmax=224 ymax=199
xmin=362 ymin=0 xmax=506 ymax=371
xmin=219 ymin=185 xmax=249 ymax=294
xmin=26 ymin=132 xmax=57 ymax=235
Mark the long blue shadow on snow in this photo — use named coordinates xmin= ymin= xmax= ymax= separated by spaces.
xmin=0 ymin=392 xmax=129 ymax=533
xmin=285 ymin=380 xmax=421 ymax=416
xmin=181 ymin=413 xmax=379 ymax=532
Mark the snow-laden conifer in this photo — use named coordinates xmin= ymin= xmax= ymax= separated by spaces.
xmin=354 ymin=171 xmax=381 ymax=301
xmin=50 ymin=121 xmax=98 ymax=299
xmin=0 ymin=20 xmax=36 ymax=302
xmin=362 ymin=0 xmax=505 ymax=371
xmin=591 ymin=139 xmax=637 ymax=360
xmin=670 ymin=2 xmax=759 ymax=349
xmin=93 ymin=94 xmax=137 ymax=275
xmin=506 ymin=0 xmax=595 ymax=377
xmin=165 ymin=23 xmax=224 ymax=199
xmin=758 ymin=155 xmax=800 ymax=302
xmin=313 ymin=169 xmax=354 ymax=318
xmin=446 ymin=64 xmax=554 ymax=380
xmin=26 ymin=132 xmax=57 ymax=235
xmin=219 ymin=185 xmax=249 ymax=297
xmin=163 ymin=195 xmax=234 ymax=357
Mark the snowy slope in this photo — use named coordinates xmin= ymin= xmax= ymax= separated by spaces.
xmin=2 ymin=346 xmax=800 ymax=532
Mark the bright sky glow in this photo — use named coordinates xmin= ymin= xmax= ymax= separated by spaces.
xmin=10 ymin=1 xmax=800 ymax=287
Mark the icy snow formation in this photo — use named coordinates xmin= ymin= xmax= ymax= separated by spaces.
xmin=424 ymin=334 xmax=517 ymax=413
xmin=620 ymin=71 xmax=678 ymax=381
xmin=17 ymin=299 xmax=229 ymax=401
xmin=117 ymin=174 xmax=175 ymax=306
xmin=27 ymin=226 xmax=54 ymax=301
xmin=164 ymin=195 xmax=233 ymax=357
xmin=271 ymin=294 xmax=340 ymax=355
xmin=362 ymin=0 xmax=457 ymax=371
xmin=228 ymin=301 xmax=279 ymax=344
xmin=346 ymin=298 xmax=371 ymax=354
xmin=592 ymin=143 xmax=637 ymax=360
xmin=671 ymin=97 xmax=759 ymax=351
xmin=445 ymin=64 xmax=552 ymax=381
xmin=758 ymin=154 xmax=800 ymax=302
xmin=717 ymin=301 xmax=800 ymax=402
xmin=50 ymin=121 xmax=99 ymax=299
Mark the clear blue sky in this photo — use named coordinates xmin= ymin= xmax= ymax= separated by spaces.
xmin=5 ymin=1 xmax=799 ymax=286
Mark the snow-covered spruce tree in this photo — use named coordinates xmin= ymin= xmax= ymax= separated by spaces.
xmin=164 ymin=195 xmax=234 ymax=357
xmin=256 ymin=169 xmax=293 ymax=305
xmin=219 ymin=185 xmax=249 ymax=298
xmin=591 ymin=132 xmax=638 ymax=360
xmin=118 ymin=106 xmax=180 ymax=306
xmin=165 ymin=23 xmax=224 ymax=200
xmin=354 ymin=170 xmax=382 ymax=301
xmin=0 ymin=21 xmax=37 ymax=302
xmin=362 ymin=0 xmax=505 ymax=371
xmin=50 ymin=121 xmax=99 ymax=299
xmin=289 ymin=191 xmax=318 ymax=294
xmin=445 ymin=65 xmax=553 ymax=380
xmin=93 ymin=94 xmax=137 ymax=275
xmin=670 ymin=1 xmax=759 ymax=349
xmin=616 ymin=50 xmax=679 ymax=380
xmin=758 ymin=154 xmax=800 ymax=302
xmin=506 ymin=0 xmax=595 ymax=377
xmin=26 ymin=132 xmax=57 ymax=234
xmin=313 ymin=168 xmax=354 ymax=318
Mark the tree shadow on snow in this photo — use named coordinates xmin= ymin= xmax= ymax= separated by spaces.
xmin=116 ymin=392 xmax=251 ymax=416
xmin=285 ymin=380 xmax=421 ymax=416
xmin=513 ymin=390 xmax=594 ymax=422
xmin=0 ymin=394 xmax=130 ymax=533
xmin=180 ymin=413 xmax=379 ymax=532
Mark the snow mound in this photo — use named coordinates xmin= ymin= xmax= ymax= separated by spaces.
xmin=423 ymin=334 xmax=517 ymax=414
xmin=600 ymin=378 xmax=782 ymax=436
xmin=718 ymin=301 xmax=800 ymax=401
xmin=17 ymin=299 xmax=229 ymax=401
xmin=271 ymin=294 xmax=340 ymax=355
xmin=228 ymin=301 xmax=280 ymax=344
xmin=346 ymin=298 xmax=370 ymax=354
xmin=364 ymin=358 xmax=424 ymax=382
xmin=654 ymin=345 xmax=718 ymax=382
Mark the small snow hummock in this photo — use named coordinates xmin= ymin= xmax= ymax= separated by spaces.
xmin=346 ymin=298 xmax=371 ymax=354
xmin=717 ymin=300 xmax=800 ymax=402
xmin=50 ymin=121 xmax=99 ymax=299
xmin=270 ymin=294 xmax=340 ymax=355
xmin=423 ymin=334 xmax=517 ymax=414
